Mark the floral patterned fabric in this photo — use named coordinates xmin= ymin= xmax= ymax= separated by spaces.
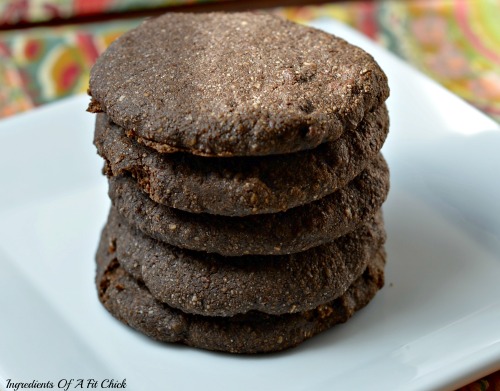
xmin=0 ymin=19 xmax=142 ymax=116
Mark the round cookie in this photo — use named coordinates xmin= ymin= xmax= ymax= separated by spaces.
xmin=108 ymin=154 xmax=389 ymax=256
xmin=88 ymin=12 xmax=389 ymax=157
xmin=100 ymin=208 xmax=385 ymax=316
xmin=95 ymin=105 xmax=389 ymax=216
xmin=96 ymin=239 xmax=386 ymax=354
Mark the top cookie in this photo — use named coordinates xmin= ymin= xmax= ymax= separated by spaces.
xmin=88 ymin=12 xmax=389 ymax=157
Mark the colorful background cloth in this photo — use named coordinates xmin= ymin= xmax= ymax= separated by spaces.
xmin=0 ymin=19 xmax=141 ymax=116
xmin=0 ymin=2 xmax=499 ymax=388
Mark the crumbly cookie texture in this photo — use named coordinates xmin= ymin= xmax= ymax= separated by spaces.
xmin=99 ymin=209 xmax=385 ymax=317
xmin=94 ymin=105 xmax=389 ymax=216
xmin=96 ymin=238 xmax=386 ymax=354
xmin=88 ymin=12 xmax=389 ymax=157
xmin=108 ymin=154 xmax=389 ymax=256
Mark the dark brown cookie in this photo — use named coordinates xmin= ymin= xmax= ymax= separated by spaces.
xmin=88 ymin=12 xmax=389 ymax=157
xmin=96 ymin=235 xmax=386 ymax=354
xmin=108 ymin=154 xmax=389 ymax=256
xmin=94 ymin=105 xmax=389 ymax=216
xmin=99 ymin=208 xmax=385 ymax=316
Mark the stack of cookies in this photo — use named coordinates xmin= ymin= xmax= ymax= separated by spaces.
xmin=88 ymin=12 xmax=390 ymax=354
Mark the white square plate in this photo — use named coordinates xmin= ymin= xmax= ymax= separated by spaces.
xmin=1 ymin=19 xmax=499 ymax=391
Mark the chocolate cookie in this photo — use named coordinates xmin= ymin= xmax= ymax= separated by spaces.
xmin=99 ymin=208 xmax=385 ymax=316
xmin=95 ymin=105 xmax=389 ymax=216
xmin=96 ymin=239 xmax=386 ymax=353
xmin=88 ymin=12 xmax=389 ymax=157
xmin=108 ymin=154 xmax=389 ymax=256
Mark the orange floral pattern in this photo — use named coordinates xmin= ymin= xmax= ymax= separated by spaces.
xmin=0 ymin=19 xmax=142 ymax=116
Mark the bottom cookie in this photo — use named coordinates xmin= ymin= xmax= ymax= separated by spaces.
xmin=96 ymin=243 xmax=386 ymax=354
